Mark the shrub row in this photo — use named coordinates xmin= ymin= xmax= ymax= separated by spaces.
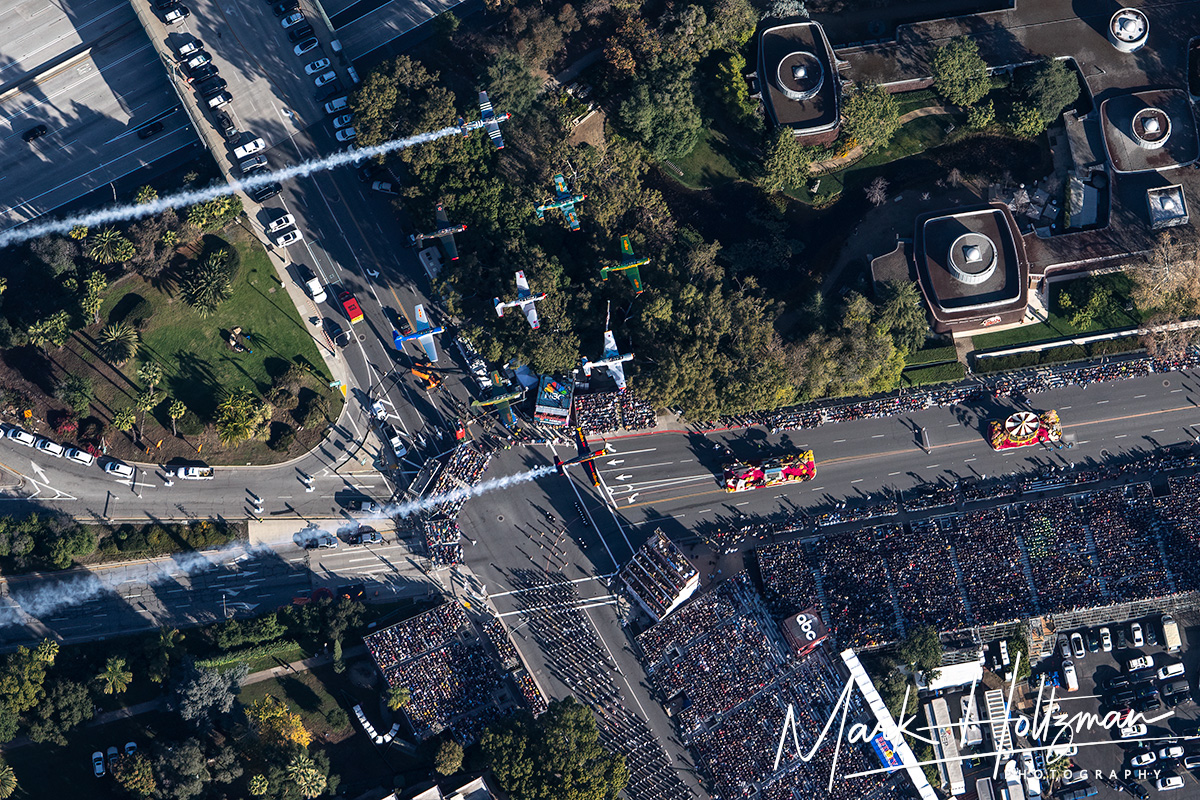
xmin=95 ymin=520 xmax=240 ymax=560
xmin=195 ymin=639 xmax=298 ymax=668
xmin=973 ymin=336 xmax=1143 ymax=373
xmin=904 ymin=345 xmax=958 ymax=366
xmin=901 ymin=361 xmax=967 ymax=386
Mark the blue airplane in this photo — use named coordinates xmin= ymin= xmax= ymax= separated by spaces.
xmin=395 ymin=304 xmax=444 ymax=362
xmin=535 ymin=174 xmax=586 ymax=231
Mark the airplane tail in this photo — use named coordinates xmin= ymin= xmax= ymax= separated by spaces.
xmin=554 ymin=456 xmax=565 ymax=476
xmin=493 ymin=298 xmax=505 ymax=317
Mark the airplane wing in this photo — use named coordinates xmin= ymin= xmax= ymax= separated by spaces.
xmin=624 ymin=265 xmax=643 ymax=294
xmin=565 ymin=204 xmax=580 ymax=231
xmin=479 ymin=92 xmax=504 ymax=149
xmin=620 ymin=235 xmax=635 ymax=260
xmin=553 ymin=174 xmax=568 ymax=199
xmin=522 ymin=301 xmax=540 ymax=330
xmin=414 ymin=304 xmax=439 ymax=362
xmin=515 ymin=270 xmax=530 ymax=299
xmin=436 ymin=204 xmax=460 ymax=260
xmin=602 ymin=330 xmax=619 ymax=359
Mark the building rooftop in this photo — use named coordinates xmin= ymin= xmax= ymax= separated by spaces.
xmin=757 ymin=22 xmax=839 ymax=138
xmin=1148 ymin=184 xmax=1189 ymax=228
xmin=917 ymin=205 xmax=1027 ymax=319
xmin=1101 ymin=90 xmax=1198 ymax=173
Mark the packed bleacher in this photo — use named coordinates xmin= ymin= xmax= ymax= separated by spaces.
xmin=573 ymin=390 xmax=659 ymax=435
xmin=1017 ymin=496 xmax=1101 ymax=614
xmin=942 ymin=508 xmax=1033 ymax=626
xmin=813 ymin=529 xmax=900 ymax=648
xmin=514 ymin=670 xmax=548 ymax=717
xmin=1158 ymin=474 xmax=1200 ymax=590
xmin=363 ymin=601 xmax=501 ymax=743
xmin=884 ymin=520 xmax=969 ymax=632
xmin=414 ymin=441 xmax=495 ymax=566
xmin=695 ymin=352 xmax=1200 ymax=434
xmin=480 ymin=616 xmax=520 ymax=670
xmin=1084 ymin=484 xmax=1171 ymax=602
xmin=637 ymin=573 xmax=897 ymax=800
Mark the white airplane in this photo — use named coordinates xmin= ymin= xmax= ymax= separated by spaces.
xmin=493 ymin=271 xmax=547 ymax=330
xmin=396 ymin=304 xmax=444 ymax=362
xmin=581 ymin=329 xmax=634 ymax=391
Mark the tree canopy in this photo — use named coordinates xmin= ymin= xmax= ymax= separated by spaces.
xmin=1014 ymin=58 xmax=1079 ymax=124
xmin=482 ymin=697 xmax=628 ymax=800
xmin=841 ymin=84 xmax=901 ymax=154
xmin=931 ymin=37 xmax=990 ymax=108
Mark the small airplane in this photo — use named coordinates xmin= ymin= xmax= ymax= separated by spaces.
xmin=409 ymin=204 xmax=466 ymax=261
xmin=494 ymin=271 xmax=548 ymax=330
xmin=600 ymin=235 xmax=648 ymax=295
xmin=457 ymin=91 xmax=511 ymax=150
xmin=395 ymin=304 xmax=444 ymax=362
xmin=582 ymin=327 xmax=634 ymax=391
xmin=470 ymin=371 xmax=525 ymax=428
xmin=554 ymin=427 xmax=610 ymax=486
xmin=535 ymin=174 xmax=586 ymax=231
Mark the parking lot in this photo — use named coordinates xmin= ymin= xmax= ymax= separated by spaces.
xmin=1017 ymin=613 xmax=1200 ymax=798
xmin=0 ymin=0 xmax=198 ymax=229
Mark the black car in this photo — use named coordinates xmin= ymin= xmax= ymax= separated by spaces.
xmin=1146 ymin=623 xmax=1159 ymax=647
xmin=1105 ymin=674 xmax=1132 ymax=691
xmin=1119 ymin=780 xmax=1149 ymax=800
xmin=136 ymin=121 xmax=165 ymax=139
xmin=346 ymin=527 xmax=383 ymax=546
xmin=272 ymin=0 xmax=298 ymax=15
xmin=1130 ymin=667 xmax=1157 ymax=684
xmin=287 ymin=23 xmax=313 ymax=42
xmin=197 ymin=77 xmax=227 ymax=97
xmin=189 ymin=63 xmax=217 ymax=82
xmin=154 ymin=0 xmax=177 ymax=9
xmin=215 ymin=110 xmax=238 ymax=140
xmin=1107 ymin=688 xmax=1136 ymax=707
xmin=1134 ymin=685 xmax=1159 ymax=700
xmin=1133 ymin=695 xmax=1161 ymax=712
xmin=22 ymin=124 xmax=48 ymax=143
xmin=1087 ymin=629 xmax=1101 ymax=652
xmin=357 ymin=164 xmax=379 ymax=183
xmin=249 ymin=182 xmax=282 ymax=202
xmin=324 ymin=317 xmax=348 ymax=347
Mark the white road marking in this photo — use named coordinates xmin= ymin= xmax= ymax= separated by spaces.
xmin=851 ymin=479 xmax=863 ymax=483
xmin=871 ymin=434 xmax=885 ymax=438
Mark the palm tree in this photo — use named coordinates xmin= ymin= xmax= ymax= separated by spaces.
xmin=98 ymin=321 xmax=140 ymax=365
xmin=0 ymin=763 xmax=16 ymax=799
xmin=286 ymin=754 xmax=325 ymax=799
xmin=113 ymin=407 xmax=136 ymax=435
xmin=89 ymin=227 xmax=135 ymax=264
xmin=99 ymin=656 xmax=133 ymax=695
xmin=248 ymin=775 xmax=269 ymax=796
xmin=182 ymin=249 xmax=233 ymax=317
xmin=168 ymin=399 xmax=186 ymax=437
xmin=135 ymin=388 xmax=159 ymax=432
xmin=386 ymin=685 xmax=411 ymax=711
xmin=137 ymin=361 xmax=163 ymax=391
xmin=149 ymin=627 xmax=181 ymax=683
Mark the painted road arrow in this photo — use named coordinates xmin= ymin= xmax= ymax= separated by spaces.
xmin=606 ymin=460 xmax=624 ymax=466
xmin=626 ymin=494 xmax=639 ymax=504
xmin=615 ymin=474 xmax=633 ymax=481
xmin=29 ymin=460 xmax=48 ymax=482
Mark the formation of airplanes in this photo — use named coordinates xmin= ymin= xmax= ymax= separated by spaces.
xmin=493 ymin=271 xmax=548 ymax=330
xmin=535 ymin=174 xmax=587 ymax=231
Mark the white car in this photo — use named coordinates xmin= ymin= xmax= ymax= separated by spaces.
xmin=1131 ymin=622 xmax=1145 ymax=648
xmin=280 ymin=11 xmax=304 ymax=27
xmin=267 ymin=213 xmax=295 ymax=233
xmin=1161 ymin=745 xmax=1185 ymax=760
xmin=1070 ymin=632 xmax=1085 ymax=659
xmin=1157 ymin=775 xmax=1185 ymax=791
xmin=164 ymin=5 xmax=189 ymax=23
xmin=1127 ymin=655 xmax=1154 ymax=671
xmin=372 ymin=180 xmax=397 ymax=195
xmin=323 ymin=96 xmax=347 ymax=114
xmin=1159 ymin=662 xmax=1186 ymax=681
xmin=314 ymin=70 xmax=337 ymax=87
xmin=304 ymin=58 xmax=331 ymax=74
xmin=104 ymin=461 xmax=135 ymax=479
xmin=1099 ymin=626 xmax=1112 ymax=652
xmin=332 ymin=114 xmax=353 ymax=128
xmin=335 ymin=127 xmax=357 ymax=142
xmin=294 ymin=38 xmax=318 ymax=56
xmin=233 ymin=137 xmax=265 ymax=159
xmin=274 ymin=229 xmax=303 ymax=246
xmin=35 ymin=438 xmax=65 ymax=457
xmin=65 ymin=447 xmax=96 ymax=467
xmin=1119 ymin=723 xmax=1148 ymax=739
xmin=1132 ymin=750 xmax=1157 ymax=767
xmin=92 ymin=751 xmax=105 ymax=777
xmin=6 ymin=427 xmax=36 ymax=447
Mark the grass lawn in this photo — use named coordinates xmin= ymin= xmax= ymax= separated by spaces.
xmin=902 ymin=361 xmax=967 ymax=386
xmin=670 ymin=127 xmax=759 ymax=190
xmin=240 ymin=668 xmax=347 ymax=741
xmin=905 ymin=344 xmax=958 ymax=366
xmin=971 ymin=273 xmax=1144 ymax=352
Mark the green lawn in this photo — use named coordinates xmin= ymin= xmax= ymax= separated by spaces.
xmin=670 ymin=127 xmax=758 ymax=190
xmin=99 ymin=228 xmax=332 ymax=421
xmin=901 ymin=361 xmax=967 ymax=386
xmin=971 ymin=273 xmax=1144 ymax=352
xmin=240 ymin=669 xmax=344 ymax=739
xmin=905 ymin=344 xmax=958 ymax=366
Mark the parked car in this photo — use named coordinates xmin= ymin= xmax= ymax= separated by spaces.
xmin=1086 ymin=628 xmax=1100 ymax=652
xmin=293 ymin=37 xmax=318 ymax=55
xmin=298 ymin=264 xmax=325 ymax=303
xmin=1133 ymin=695 xmax=1161 ymax=712
xmin=1146 ymin=621 xmax=1159 ymax=647
xmin=1159 ymin=663 xmax=1186 ymax=681
xmin=1131 ymin=751 xmax=1156 ymax=767
xmin=1160 ymin=745 xmax=1185 ymax=760
xmin=104 ymin=460 xmax=135 ymax=479
xmin=345 ymin=497 xmax=379 ymax=513
xmin=324 ymin=317 xmax=348 ymax=347
xmin=1056 ymin=787 xmax=1097 ymax=800
xmin=176 ymin=39 xmax=202 ymax=56
xmin=1071 ymin=632 xmax=1086 ymax=659
xmin=1156 ymin=775 xmax=1184 ymax=791
xmin=1105 ymin=674 xmax=1132 ymax=691
xmin=124 ymin=742 xmax=137 ymax=757
xmin=272 ymin=0 xmax=298 ymax=15
xmin=233 ymin=137 xmax=265 ymax=158
xmin=273 ymin=229 xmax=303 ymax=246
xmin=1062 ymin=659 xmax=1078 ymax=691
xmin=324 ymin=96 xmax=348 ymax=114
xmin=287 ymin=23 xmax=314 ymax=42
xmin=240 ymin=155 xmax=268 ymax=173
xmin=22 ymin=124 xmax=49 ymax=143
xmin=250 ymin=182 xmax=282 ymax=202
xmin=1059 ymin=636 xmax=1071 ymax=659
xmin=303 ymin=533 xmax=337 ymax=550
xmin=347 ymin=65 xmax=359 ymax=84
xmin=314 ymin=70 xmax=337 ymax=87
xmin=92 ymin=752 xmax=105 ymax=777
xmin=197 ymin=77 xmax=227 ymax=97
xmin=371 ymin=180 xmax=397 ymax=195
xmin=267 ymin=213 xmax=295 ymax=233
xmin=1131 ymin=622 xmax=1145 ymax=648
xmin=1118 ymin=628 xmax=1128 ymax=649
xmin=163 ymin=5 xmax=189 ymax=23
xmin=107 ymin=746 xmax=119 ymax=770
xmin=206 ymin=91 xmax=232 ymax=109
xmin=1100 ymin=626 xmax=1113 ymax=652
xmin=35 ymin=438 xmax=65 ymax=458
xmin=6 ymin=427 xmax=36 ymax=447
xmin=304 ymin=58 xmax=330 ymax=74
xmin=1184 ymin=755 xmax=1200 ymax=770
xmin=346 ymin=527 xmax=383 ymax=546
xmin=65 ymin=447 xmax=96 ymax=467
xmin=332 ymin=114 xmax=353 ymax=128
xmin=340 ymin=291 xmax=363 ymax=323
xmin=280 ymin=11 xmax=304 ymax=26
xmin=1119 ymin=722 xmax=1148 ymax=739
xmin=184 ymin=51 xmax=210 ymax=70
xmin=215 ymin=110 xmax=238 ymax=139
xmin=335 ymin=127 xmax=356 ymax=142
xmin=1127 ymin=655 xmax=1154 ymax=671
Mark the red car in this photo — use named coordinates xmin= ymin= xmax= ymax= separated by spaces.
xmin=339 ymin=291 xmax=364 ymax=324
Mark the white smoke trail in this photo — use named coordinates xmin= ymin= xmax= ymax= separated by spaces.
xmin=0 ymin=126 xmax=463 ymax=250
xmin=0 ymin=465 xmax=557 ymax=627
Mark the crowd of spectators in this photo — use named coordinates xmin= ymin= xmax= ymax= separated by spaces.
xmin=574 ymin=391 xmax=659 ymax=435
xmin=637 ymin=574 xmax=896 ymax=800
xmin=509 ymin=571 xmax=693 ymax=800
xmin=694 ymin=352 xmax=1200 ymax=434
xmin=816 ymin=494 xmax=899 ymax=527
xmin=364 ymin=600 xmax=504 ymax=743
xmin=514 ymin=670 xmax=548 ymax=716
xmin=413 ymin=441 xmax=496 ymax=565
xmin=901 ymin=482 xmax=957 ymax=512
xmin=481 ymin=615 xmax=520 ymax=670
xmin=751 ymin=451 xmax=1200 ymax=646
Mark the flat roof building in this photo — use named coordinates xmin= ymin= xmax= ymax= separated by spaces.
xmin=1100 ymin=89 xmax=1198 ymax=173
xmin=756 ymin=21 xmax=840 ymax=144
xmin=1147 ymin=184 xmax=1189 ymax=229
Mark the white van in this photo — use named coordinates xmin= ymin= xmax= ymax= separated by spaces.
xmin=233 ymin=137 xmax=265 ymax=159
xmin=299 ymin=265 xmax=326 ymax=303
xmin=207 ymin=92 xmax=232 ymax=109
xmin=1158 ymin=662 xmax=1186 ymax=681
xmin=1062 ymin=659 xmax=1078 ymax=692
